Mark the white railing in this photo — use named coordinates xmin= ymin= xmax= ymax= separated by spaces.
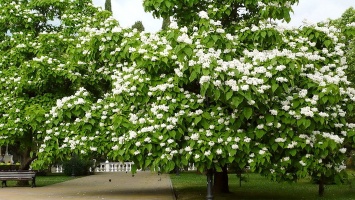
xmin=51 ymin=161 xmax=134 ymax=173
xmin=51 ymin=161 xmax=196 ymax=173
xmin=96 ymin=161 xmax=134 ymax=172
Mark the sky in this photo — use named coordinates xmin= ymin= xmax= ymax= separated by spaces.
xmin=92 ymin=0 xmax=355 ymax=32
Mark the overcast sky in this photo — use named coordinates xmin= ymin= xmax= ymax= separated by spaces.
xmin=92 ymin=0 xmax=355 ymax=32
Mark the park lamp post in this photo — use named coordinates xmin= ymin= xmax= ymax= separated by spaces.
xmin=71 ymin=153 xmax=75 ymax=177
xmin=206 ymin=169 xmax=214 ymax=200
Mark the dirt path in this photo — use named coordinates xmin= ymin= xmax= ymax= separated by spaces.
xmin=0 ymin=172 xmax=175 ymax=200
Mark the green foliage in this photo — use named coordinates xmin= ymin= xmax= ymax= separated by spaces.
xmin=337 ymin=8 xmax=355 ymax=84
xmin=131 ymin=21 xmax=145 ymax=32
xmin=143 ymin=0 xmax=299 ymax=31
xmin=62 ymin=155 xmax=93 ymax=176
xmin=105 ymin=0 xmax=112 ymax=13
xmin=161 ymin=17 xmax=171 ymax=30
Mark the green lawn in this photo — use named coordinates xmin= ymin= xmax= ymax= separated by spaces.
xmin=170 ymin=172 xmax=355 ymax=200
xmin=4 ymin=173 xmax=75 ymax=187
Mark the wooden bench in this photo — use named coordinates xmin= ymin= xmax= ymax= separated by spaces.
xmin=0 ymin=171 xmax=37 ymax=188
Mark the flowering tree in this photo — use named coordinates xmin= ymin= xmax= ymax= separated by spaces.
xmin=331 ymin=7 xmax=355 ymax=85
xmin=0 ymin=0 xmax=112 ymax=168
xmin=1 ymin=0 xmax=355 ymax=198
xmin=143 ymin=0 xmax=299 ymax=29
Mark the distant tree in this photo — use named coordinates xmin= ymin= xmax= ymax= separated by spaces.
xmin=332 ymin=7 xmax=355 ymax=84
xmin=143 ymin=0 xmax=299 ymax=32
xmin=131 ymin=21 xmax=145 ymax=32
xmin=105 ymin=0 xmax=112 ymax=12
xmin=161 ymin=17 xmax=171 ymax=30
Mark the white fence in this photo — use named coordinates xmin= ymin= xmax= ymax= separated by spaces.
xmin=96 ymin=161 xmax=134 ymax=172
xmin=52 ymin=161 xmax=196 ymax=173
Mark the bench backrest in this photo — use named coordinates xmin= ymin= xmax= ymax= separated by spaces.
xmin=0 ymin=171 xmax=36 ymax=178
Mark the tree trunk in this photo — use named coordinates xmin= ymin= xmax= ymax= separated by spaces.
xmin=17 ymin=149 xmax=37 ymax=186
xmin=319 ymin=174 xmax=325 ymax=197
xmin=213 ymin=165 xmax=229 ymax=193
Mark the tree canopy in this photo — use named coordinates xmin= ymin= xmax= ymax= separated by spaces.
xmin=131 ymin=21 xmax=145 ymax=32
xmin=331 ymin=7 xmax=355 ymax=85
xmin=105 ymin=0 xmax=112 ymax=13
xmin=143 ymin=0 xmax=299 ymax=30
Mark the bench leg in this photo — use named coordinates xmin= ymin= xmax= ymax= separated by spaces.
xmin=1 ymin=180 xmax=7 ymax=188
xmin=32 ymin=178 xmax=36 ymax=188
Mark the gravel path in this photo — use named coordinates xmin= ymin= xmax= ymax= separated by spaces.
xmin=0 ymin=172 xmax=175 ymax=200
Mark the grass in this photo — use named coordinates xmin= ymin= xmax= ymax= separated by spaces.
xmin=4 ymin=173 xmax=75 ymax=187
xmin=170 ymin=171 xmax=355 ymax=200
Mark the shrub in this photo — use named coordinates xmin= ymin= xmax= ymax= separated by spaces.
xmin=62 ymin=155 xmax=94 ymax=176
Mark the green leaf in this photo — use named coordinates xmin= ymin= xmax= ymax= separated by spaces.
xmin=243 ymin=107 xmax=253 ymax=119
xmin=261 ymin=31 xmax=267 ymax=38
xmin=214 ymin=89 xmax=221 ymax=100
xmin=194 ymin=116 xmax=202 ymax=124
xmin=256 ymin=130 xmax=265 ymax=138
xmin=189 ymin=71 xmax=197 ymax=81
xmin=231 ymin=96 xmax=243 ymax=108
xmin=272 ymin=143 xmax=278 ymax=151
xmin=289 ymin=149 xmax=296 ymax=156
xmin=201 ymin=83 xmax=209 ymax=96
xmin=324 ymin=40 xmax=332 ymax=47
xmin=348 ymin=104 xmax=353 ymax=112
xmin=303 ymin=119 xmax=311 ymax=129
xmin=202 ymin=112 xmax=211 ymax=120
xmin=272 ymin=83 xmax=278 ymax=92
xmin=184 ymin=46 xmax=193 ymax=57
xmin=265 ymin=115 xmax=274 ymax=123
xmin=226 ymin=90 xmax=233 ymax=101
xmin=212 ymin=35 xmax=219 ymax=42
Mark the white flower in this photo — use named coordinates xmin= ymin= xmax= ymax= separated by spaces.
xmin=241 ymin=85 xmax=249 ymax=91
xmin=216 ymin=149 xmax=222 ymax=155
xmin=185 ymin=146 xmax=192 ymax=152
xmin=299 ymin=89 xmax=308 ymax=98
xmin=199 ymin=76 xmax=211 ymax=85
xmin=198 ymin=11 xmax=209 ymax=19
xmin=232 ymin=144 xmax=239 ymax=149
xmin=299 ymin=160 xmax=306 ymax=166
xmin=208 ymin=141 xmax=215 ymax=146
xmin=144 ymin=137 xmax=151 ymax=143
xmin=191 ymin=133 xmax=199 ymax=140
xmin=244 ymin=137 xmax=251 ymax=143
xmin=259 ymin=150 xmax=265 ymax=155
xmin=275 ymin=65 xmax=286 ymax=71
xmin=204 ymin=150 xmax=211 ymax=156
xmin=177 ymin=33 xmax=192 ymax=44
xmin=275 ymin=138 xmax=286 ymax=143
xmin=339 ymin=148 xmax=347 ymax=153
xmin=270 ymin=109 xmax=277 ymax=115
xmin=300 ymin=106 xmax=314 ymax=117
